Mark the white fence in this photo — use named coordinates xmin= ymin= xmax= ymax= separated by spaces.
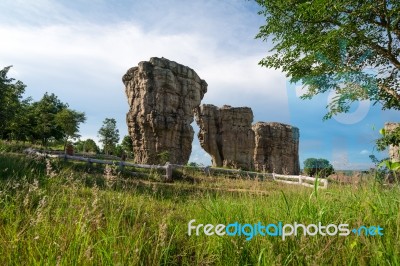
xmin=273 ymin=173 xmax=328 ymax=189
xmin=25 ymin=148 xmax=327 ymax=189
xmin=25 ymin=148 xmax=172 ymax=179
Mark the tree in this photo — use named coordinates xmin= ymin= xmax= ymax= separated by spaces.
xmin=0 ymin=66 xmax=27 ymax=140
xmin=98 ymin=118 xmax=120 ymax=155
xmin=121 ymin=135 xmax=134 ymax=158
xmin=55 ymin=108 xmax=86 ymax=153
xmin=31 ymin=93 xmax=68 ymax=146
xmin=303 ymin=158 xmax=334 ymax=178
xmin=5 ymin=98 xmax=34 ymax=142
xmin=255 ymin=0 xmax=400 ymax=119
xmin=0 ymin=66 xmax=88 ymax=146
xmin=75 ymin=138 xmax=99 ymax=154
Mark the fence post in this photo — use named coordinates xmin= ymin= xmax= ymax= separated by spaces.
xmin=204 ymin=166 xmax=210 ymax=176
xmin=165 ymin=162 xmax=172 ymax=181
xmin=272 ymin=173 xmax=276 ymax=181
xmin=119 ymin=161 xmax=125 ymax=171
xmin=299 ymin=176 xmax=302 ymax=185
xmin=262 ymin=165 xmax=266 ymax=181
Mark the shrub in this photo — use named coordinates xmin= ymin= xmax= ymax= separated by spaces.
xmin=303 ymin=158 xmax=334 ymax=178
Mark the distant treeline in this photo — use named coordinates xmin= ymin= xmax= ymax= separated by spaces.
xmin=0 ymin=66 xmax=86 ymax=149
xmin=0 ymin=66 xmax=133 ymax=157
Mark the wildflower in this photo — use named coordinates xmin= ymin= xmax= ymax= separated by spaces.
xmin=29 ymin=179 xmax=39 ymax=192
xmin=104 ymin=164 xmax=117 ymax=188
xmin=46 ymin=159 xmax=56 ymax=178
xmin=158 ymin=219 xmax=168 ymax=247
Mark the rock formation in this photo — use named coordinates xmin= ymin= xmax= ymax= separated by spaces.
xmin=123 ymin=57 xmax=207 ymax=164
xmin=195 ymin=104 xmax=255 ymax=170
xmin=384 ymin=122 xmax=400 ymax=162
xmin=253 ymin=122 xmax=300 ymax=175
xmin=123 ymin=57 xmax=300 ymax=173
xmin=195 ymin=104 xmax=300 ymax=174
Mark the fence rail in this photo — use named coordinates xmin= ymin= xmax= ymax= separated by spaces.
xmin=25 ymin=148 xmax=171 ymax=178
xmin=273 ymin=173 xmax=328 ymax=189
xmin=24 ymin=148 xmax=327 ymax=188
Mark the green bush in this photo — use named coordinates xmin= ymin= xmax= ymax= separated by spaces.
xmin=303 ymin=158 xmax=334 ymax=178
xmin=0 ymin=141 xmax=33 ymax=153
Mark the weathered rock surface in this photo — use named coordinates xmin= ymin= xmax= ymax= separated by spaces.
xmin=123 ymin=57 xmax=207 ymax=164
xmin=385 ymin=122 xmax=400 ymax=162
xmin=195 ymin=104 xmax=255 ymax=170
xmin=252 ymin=122 xmax=300 ymax=175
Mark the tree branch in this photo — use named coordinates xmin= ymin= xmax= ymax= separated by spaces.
xmin=352 ymin=25 xmax=400 ymax=69
xmin=383 ymin=0 xmax=393 ymax=56
xmin=380 ymin=84 xmax=400 ymax=102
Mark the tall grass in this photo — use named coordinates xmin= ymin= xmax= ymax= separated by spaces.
xmin=0 ymin=153 xmax=399 ymax=265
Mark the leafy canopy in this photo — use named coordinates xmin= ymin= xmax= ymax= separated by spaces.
xmin=55 ymin=108 xmax=86 ymax=152
xmin=0 ymin=66 xmax=87 ymax=146
xmin=0 ymin=66 xmax=27 ymax=139
xmin=75 ymin=139 xmax=99 ymax=154
xmin=377 ymin=127 xmax=400 ymax=151
xmin=31 ymin=93 xmax=68 ymax=145
xmin=303 ymin=158 xmax=334 ymax=177
xmin=98 ymin=118 xmax=120 ymax=155
xmin=121 ymin=135 xmax=134 ymax=158
xmin=255 ymin=0 xmax=400 ymax=119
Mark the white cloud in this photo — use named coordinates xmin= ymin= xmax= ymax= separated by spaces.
xmin=0 ymin=9 xmax=289 ymax=138
xmin=360 ymin=149 xmax=370 ymax=155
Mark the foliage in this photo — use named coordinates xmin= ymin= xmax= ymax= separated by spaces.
xmin=74 ymin=139 xmax=99 ymax=154
xmin=120 ymin=135 xmax=134 ymax=158
xmin=98 ymin=118 xmax=120 ymax=155
xmin=187 ymin=162 xmax=201 ymax=167
xmin=55 ymin=108 xmax=86 ymax=152
xmin=376 ymin=127 xmax=400 ymax=152
xmin=0 ymin=66 xmax=87 ymax=147
xmin=375 ymin=127 xmax=400 ymax=181
xmin=0 ymin=140 xmax=36 ymax=153
xmin=303 ymin=158 xmax=334 ymax=178
xmin=112 ymin=135 xmax=134 ymax=158
xmin=0 ymin=66 xmax=28 ymax=140
xmin=113 ymin=144 xmax=124 ymax=157
xmin=30 ymin=93 xmax=70 ymax=146
xmin=379 ymin=160 xmax=400 ymax=171
xmin=255 ymin=0 xmax=400 ymax=119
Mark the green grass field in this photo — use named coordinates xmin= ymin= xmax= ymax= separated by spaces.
xmin=0 ymin=152 xmax=399 ymax=265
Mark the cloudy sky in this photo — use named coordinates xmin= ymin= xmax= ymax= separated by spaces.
xmin=1 ymin=0 xmax=398 ymax=169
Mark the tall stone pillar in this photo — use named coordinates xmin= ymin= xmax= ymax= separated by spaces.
xmin=123 ymin=57 xmax=207 ymax=164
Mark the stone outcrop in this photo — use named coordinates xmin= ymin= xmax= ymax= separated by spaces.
xmin=253 ymin=122 xmax=300 ymax=175
xmin=195 ymin=104 xmax=300 ymax=174
xmin=385 ymin=122 xmax=400 ymax=162
xmin=123 ymin=57 xmax=207 ymax=164
xmin=123 ymin=57 xmax=300 ymax=173
xmin=195 ymin=104 xmax=255 ymax=170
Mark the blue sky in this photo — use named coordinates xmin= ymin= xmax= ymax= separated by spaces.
xmin=0 ymin=0 xmax=398 ymax=169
